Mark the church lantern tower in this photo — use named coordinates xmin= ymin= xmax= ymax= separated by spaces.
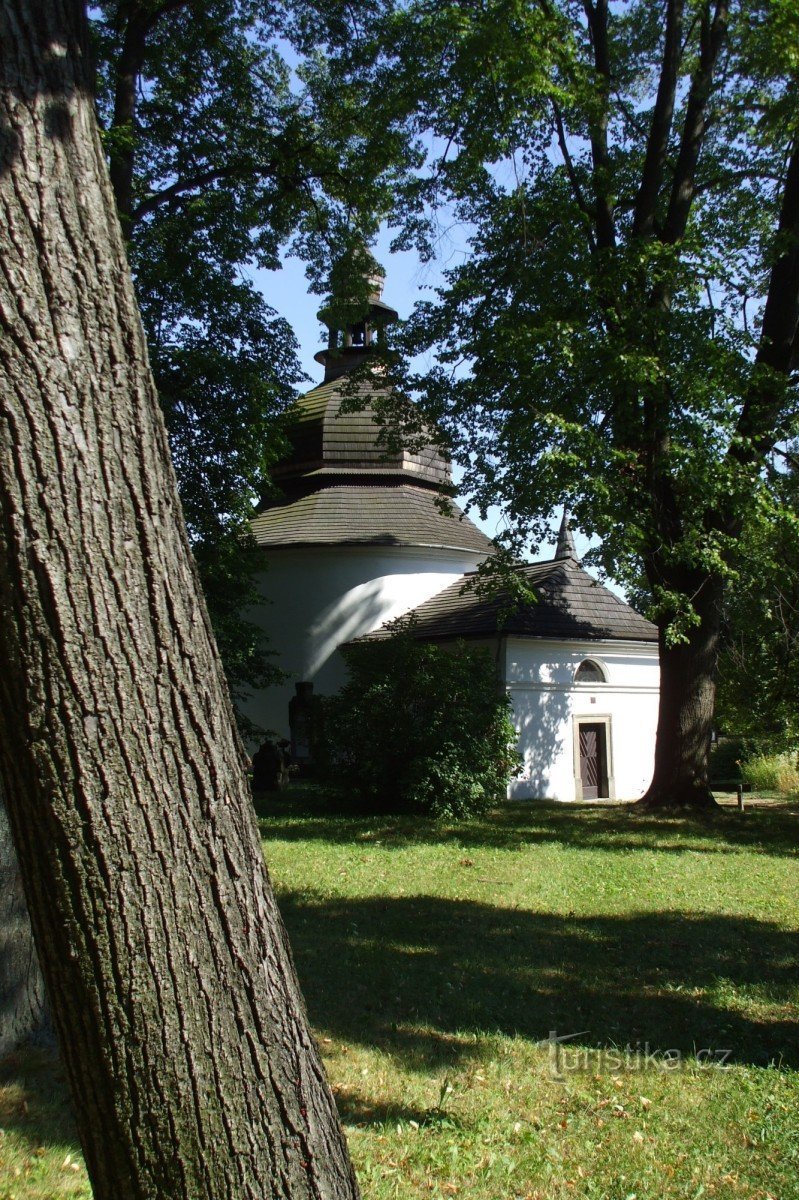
xmin=314 ymin=246 xmax=399 ymax=383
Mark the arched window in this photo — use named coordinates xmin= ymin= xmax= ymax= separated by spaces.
xmin=574 ymin=659 xmax=606 ymax=684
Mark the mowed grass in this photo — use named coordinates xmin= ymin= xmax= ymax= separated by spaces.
xmin=1 ymin=795 xmax=797 ymax=1199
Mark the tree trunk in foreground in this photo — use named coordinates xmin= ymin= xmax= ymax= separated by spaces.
xmin=0 ymin=788 xmax=51 ymax=1058
xmin=0 ymin=5 xmax=359 ymax=1199
xmin=638 ymin=574 xmax=722 ymax=811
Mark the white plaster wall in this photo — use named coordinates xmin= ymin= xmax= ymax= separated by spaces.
xmin=505 ymin=638 xmax=660 ymax=802
xmin=241 ymin=544 xmax=486 ymax=739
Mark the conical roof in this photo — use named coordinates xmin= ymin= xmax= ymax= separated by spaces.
xmin=251 ymin=482 xmax=494 ymax=553
xmin=253 ymin=265 xmax=494 ymax=556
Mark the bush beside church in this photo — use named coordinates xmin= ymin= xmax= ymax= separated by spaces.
xmin=315 ymin=626 xmax=520 ymax=818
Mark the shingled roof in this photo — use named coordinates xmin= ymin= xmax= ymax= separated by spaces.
xmin=251 ymin=484 xmax=495 ymax=553
xmin=257 ymin=268 xmax=495 ymax=556
xmin=354 ymin=557 xmax=658 ymax=643
xmin=269 ymin=375 xmax=451 ymax=493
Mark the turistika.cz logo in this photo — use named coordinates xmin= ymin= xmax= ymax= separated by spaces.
xmin=544 ymin=1030 xmax=732 ymax=1081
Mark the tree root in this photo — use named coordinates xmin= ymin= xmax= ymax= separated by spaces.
xmin=635 ymin=783 xmax=720 ymax=813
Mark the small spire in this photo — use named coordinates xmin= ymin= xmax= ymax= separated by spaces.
xmin=315 ymin=244 xmax=399 ymax=383
xmin=555 ymin=510 xmax=579 ymax=561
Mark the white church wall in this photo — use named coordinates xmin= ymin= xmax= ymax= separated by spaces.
xmin=241 ymin=545 xmax=485 ymax=739
xmin=505 ymin=638 xmax=660 ymax=802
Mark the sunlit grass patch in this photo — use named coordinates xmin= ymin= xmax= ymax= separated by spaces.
xmin=0 ymin=1052 xmax=89 ymax=1200
xmin=263 ymin=794 xmax=799 ymax=1199
xmin=1 ymin=795 xmax=797 ymax=1198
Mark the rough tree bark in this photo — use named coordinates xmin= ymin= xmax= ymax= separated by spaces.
xmin=0 ymin=4 xmax=359 ymax=1199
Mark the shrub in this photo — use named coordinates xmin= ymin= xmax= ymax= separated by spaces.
xmin=318 ymin=625 xmax=520 ymax=818
xmin=740 ymin=750 xmax=799 ymax=797
xmin=708 ymin=737 xmax=745 ymax=785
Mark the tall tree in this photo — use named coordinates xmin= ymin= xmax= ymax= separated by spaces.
xmin=0 ymin=0 xmax=416 ymax=1054
xmin=362 ymin=0 xmax=799 ymax=807
xmin=95 ymin=0 xmax=302 ymax=713
xmin=0 ymin=3 xmax=359 ymax=1197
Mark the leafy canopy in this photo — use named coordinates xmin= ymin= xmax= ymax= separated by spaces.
xmin=349 ymin=1 xmax=799 ymax=643
xmin=89 ymin=1 xmax=421 ymax=712
xmin=716 ymin=452 xmax=799 ymax=747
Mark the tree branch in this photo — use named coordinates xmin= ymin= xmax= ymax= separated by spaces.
xmin=582 ymin=0 xmax=616 ymax=250
xmin=130 ymin=136 xmax=333 ymax=226
xmin=632 ymin=0 xmax=685 ymax=239
xmin=108 ymin=0 xmax=193 ymax=222
xmin=551 ymin=101 xmax=597 ymax=253
xmin=661 ymin=0 xmax=730 ymax=246
xmin=731 ymin=138 xmax=799 ymax=466
xmin=130 ymin=163 xmax=257 ymax=224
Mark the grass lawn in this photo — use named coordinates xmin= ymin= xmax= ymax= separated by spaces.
xmin=1 ymin=794 xmax=798 ymax=1199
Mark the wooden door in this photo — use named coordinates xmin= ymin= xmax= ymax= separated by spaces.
xmin=579 ymin=723 xmax=606 ymax=799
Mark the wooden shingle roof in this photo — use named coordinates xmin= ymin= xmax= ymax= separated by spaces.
xmin=257 ymin=362 xmax=495 ymax=554
xmin=270 ymin=375 xmax=450 ymax=491
xmin=354 ymin=557 xmax=658 ymax=644
xmin=251 ymin=484 xmax=495 ymax=553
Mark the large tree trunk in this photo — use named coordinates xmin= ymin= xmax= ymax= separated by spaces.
xmin=638 ymin=573 xmax=722 ymax=811
xmin=0 ymin=5 xmax=359 ymax=1200
xmin=0 ymin=787 xmax=51 ymax=1058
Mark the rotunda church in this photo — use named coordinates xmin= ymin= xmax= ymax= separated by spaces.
xmin=240 ymin=267 xmax=494 ymax=744
xmin=242 ymin=260 xmax=661 ymax=802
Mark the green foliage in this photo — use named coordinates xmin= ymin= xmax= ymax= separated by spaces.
xmin=707 ymin=737 xmax=745 ymax=785
xmin=716 ymin=454 xmax=799 ymax=746
xmin=317 ymin=0 xmax=799 ymax=799
xmin=319 ymin=627 xmax=520 ymax=817
xmin=741 ymin=750 xmax=799 ymax=796
xmin=356 ymin=1 xmax=799 ymax=630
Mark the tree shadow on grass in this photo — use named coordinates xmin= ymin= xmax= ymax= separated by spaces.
xmin=332 ymin=1088 xmax=463 ymax=1130
xmin=0 ymin=1048 xmax=79 ymax=1150
xmin=260 ymin=794 xmax=799 ymax=859
xmin=278 ymin=892 xmax=799 ymax=1073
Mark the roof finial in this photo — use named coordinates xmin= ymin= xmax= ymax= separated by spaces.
xmin=555 ymin=509 xmax=579 ymax=562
